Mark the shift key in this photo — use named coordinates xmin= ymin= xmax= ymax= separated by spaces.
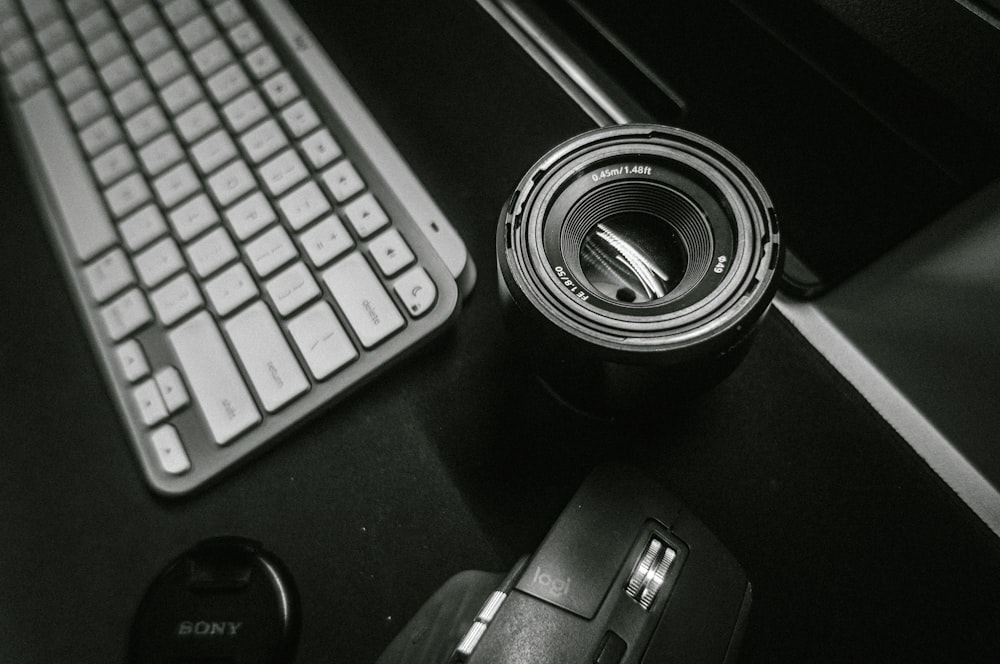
xmin=168 ymin=311 xmax=261 ymax=444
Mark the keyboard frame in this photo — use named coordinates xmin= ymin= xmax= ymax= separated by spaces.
xmin=1 ymin=0 xmax=472 ymax=496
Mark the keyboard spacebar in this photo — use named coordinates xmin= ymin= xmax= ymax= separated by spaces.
xmin=19 ymin=88 xmax=117 ymax=262
xmin=168 ymin=311 xmax=261 ymax=445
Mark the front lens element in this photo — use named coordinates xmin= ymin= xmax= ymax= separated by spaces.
xmin=580 ymin=211 xmax=688 ymax=303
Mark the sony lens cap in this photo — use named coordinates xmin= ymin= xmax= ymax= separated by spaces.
xmin=129 ymin=536 xmax=300 ymax=664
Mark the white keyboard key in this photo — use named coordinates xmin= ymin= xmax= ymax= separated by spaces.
xmin=1 ymin=16 xmax=27 ymax=43
xmin=228 ymin=20 xmax=261 ymax=53
xmin=47 ymin=41 xmax=85 ymax=77
xmin=177 ymin=15 xmax=216 ymax=51
xmin=57 ymin=64 xmax=97 ymax=102
xmin=244 ymin=44 xmax=279 ymax=80
xmin=133 ymin=378 xmax=168 ymax=426
xmin=322 ymin=160 xmax=366 ymax=204
xmin=20 ymin=90 xmax=117 ymax=261
xmin=191 ymin=129 xmax=237 ymax=174
xmin=109 ymin=1 xmax=137 ymax=15
xmin=105 ymin=0 xmax=134 ymax=16
xmin=224 ymin=191 xmax=275 ymax=240
xmin=2 ymin=36 xmax=35 ymax=70
xmin=23 ymin=0 xmax=59 ymax=28
xmin=222 ymin=90 xmax=267 ymax=133
xmin=138 ymin=131 xmax=183 ymax=176
xmin=112 ymin=79 xmax=153 ymax=117
xmin=176 ymin=100 xmax=219 ymax=143
xmin=100 ymin=287 xmax=153 ymax=341
xmin=298 ymin=214 xmax=353 ymax=268
xmin=151 ymin=272 xmax=204 ymax=326
xmin=186 ymin=226 xmax=237 ymax=277
xmin=134 ymin=236 xmax=184 ymax=287
xmin=147 ymin=49 xmax=186 ymax=87
xmin=204 ymin=262 xmax=257 ymax=316
xmin=37 ymin=19 xmax=73 ymax=54
xmin=265 ymin=261 xmax=320 ymax=316
xmin=149 ymin=425 xmax=190 ymax=475
xmin=154 ymin=366 xmax=190 ymax=413
xmin=214 ymin=0 xmax=248 ymax=29
xmin=167 ymin=311 xmax=260 ymax=445
xmin=163 ymin=0 xmax=199 ymax=29
xmin=160 ymin=73 xmax=202 ymax=114
xmin=288 ymin=301 xmax=357 ymax=380
xmin=87 ymin=30 xmax=126 ymax=66
xmin=109 ymin=1 xmax=136 ymax=15
xmin=224 ymin=301 xmax=309 ymax=412
xmin=121 ymin=5 xmax=159 ymax=39
xmin=262 ymin=70 xmax=299 ymax=108
xmin=206 ymin=62 xmax=249 ymax=104
xmin=78 ymin=8 xmax=113 ymax=42
xmin=68 ymin=89 xmax=108 ymax=129
xmin=342 ymin=191 xmax=389 ymax=238
xmin=191 ymin=38 xmax=232 ymax=77
xmin=99 ymin=53 xmax=140 ymax=91
xmin=278 ymin=180 xmax=330 ymax=230
xmin=168 ymin=192 xmax=218 ymax=241
xmin=280 ymin=99 xmax=320 ymax=138
xmin=368 ymin=228 xmax=415 ymax=277
xmin=208 ymin=159 xmax=255 ymax=207
xmin=115 ymin=338 xmax=150 ymax=382
xmin=258 ymin=148 xmax=307 ymax=197
xmin=80 ymin=115 xmax=122 ymax=157
xmin=246 ymin=225 xmax=296 ymax=277
xmin=322 ymin=252 xmax=404 ymax=348
xmin=65 ymin=0 xmax=100 ymax=21
xmin=394 ymin=267 xmax=437 ymax=318
xmin=91 ymin=142 xmax=136 ymax=186
xmin=83 ymin=247 xmax=135 ymax=302
xmin=8 ymin=60 xmax=47 ymax=99
xmin=154 ymin=161 xmax=200 ymax=209
xmin=240 ymin=118 xmax=287 ymax=163
xmin=300 ymin=128 xmax=341 ymax=169
xmin=134 ymin=26 xmax=171 ymax=63
xmin=105 ymin=172 xmax=152 ymax=218
xmin=125 ymin=104 xmax=169 ymax=146
xmin=0 ymin=14 xmax=26 ymax=42
xmin=119 ymin=203 xmax=167 ymax=251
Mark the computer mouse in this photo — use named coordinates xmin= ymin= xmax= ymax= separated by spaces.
xmin=378 ymin=463 xmax=751 ymax=663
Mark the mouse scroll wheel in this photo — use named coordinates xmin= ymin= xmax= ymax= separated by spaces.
xmin=625 ymin=536 xmax=678 ymax=610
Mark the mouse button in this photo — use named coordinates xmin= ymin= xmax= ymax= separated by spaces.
xmin=594 ymin=631 xmax=628 ymax=664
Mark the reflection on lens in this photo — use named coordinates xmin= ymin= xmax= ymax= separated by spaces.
xmin=580 ymin=212 xmax=688 ymax=304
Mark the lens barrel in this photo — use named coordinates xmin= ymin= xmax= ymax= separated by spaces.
xmin=497 ymin=124 xmax=782 ymax=414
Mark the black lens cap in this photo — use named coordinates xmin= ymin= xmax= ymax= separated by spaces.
xmin=129 ymin=536 xmax=300 ymax=664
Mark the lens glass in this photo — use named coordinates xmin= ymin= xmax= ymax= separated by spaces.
xmin=579 ymin=212 xmax=688 ymax=304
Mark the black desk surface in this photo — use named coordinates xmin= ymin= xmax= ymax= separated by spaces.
xmin=2 ymin=1 xmax=999 ymax=661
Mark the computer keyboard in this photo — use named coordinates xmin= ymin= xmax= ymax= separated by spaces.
xmin=0 ymin=0 xmax=473 ymax=495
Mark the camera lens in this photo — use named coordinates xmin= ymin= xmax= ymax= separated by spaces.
xmin=497 ymin=124 xmax=782 ymax=414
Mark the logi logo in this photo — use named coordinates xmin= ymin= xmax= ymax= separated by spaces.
xmin=532 ymin=566 xmax=571 ymax=598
